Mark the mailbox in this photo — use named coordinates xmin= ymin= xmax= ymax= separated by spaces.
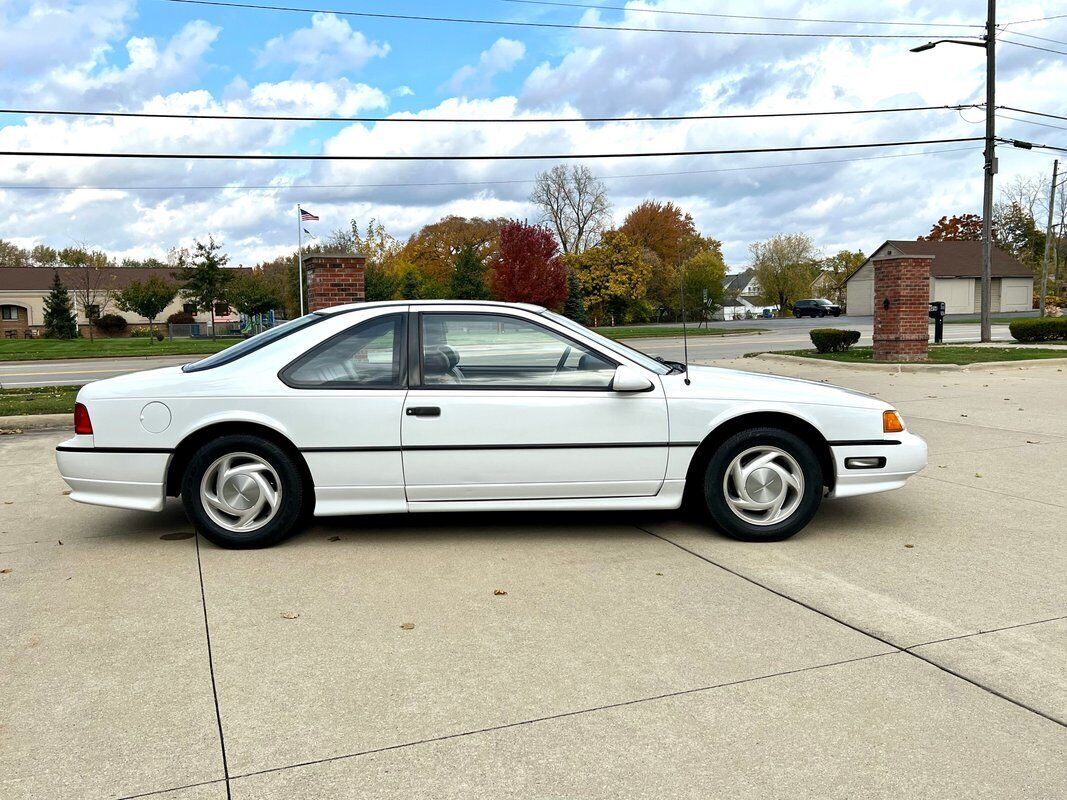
xmin=928 ymin=301 xmax=946 ymax=344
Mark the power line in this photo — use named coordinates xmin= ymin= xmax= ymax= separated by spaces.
xmin=1000 ymin=29 xmax=1067 ymax=46
xmin=495 ymin=0 xmax=984 ymax=28
xmin=0 ymin=145 xmax=981 ymax=192
xmin=154 ymin=0 xmax=969 ymax=40
xmin=0 ymin=136 xmax=986 ymax=162
xmin=999 ymin=106 xmax=1067 ymax=122
xmin=996 ymin=113 xmax=1067 ymax=133
xmin=0 ymin=103 xmax=977 ymax=125
xmin=999 ymin=38 xmax=1067 ymax=56
xmin=1002 ymin=13 xmax=1067 ymax=26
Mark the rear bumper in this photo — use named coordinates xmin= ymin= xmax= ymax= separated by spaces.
xmin=828 ymin=431 xmax=927 ymax=499
xmin=55 ymin=439 xmax=169 ymax=512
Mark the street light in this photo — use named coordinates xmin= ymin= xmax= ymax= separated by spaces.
xmin=909 ymin=1 xmax=996 ymax=343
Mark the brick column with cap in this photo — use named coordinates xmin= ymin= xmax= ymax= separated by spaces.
xmin=303 ymin=252 xmax=366 ymax=312
xmin=872 ymin=254 xmax=932 ymax=362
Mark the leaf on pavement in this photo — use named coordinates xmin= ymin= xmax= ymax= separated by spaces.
xmin=281 ymin=612 xmax=300 ymax=620
xmin=327 ymin=536 xmax=340 ymax=542
xmin=493 ymin=589 xmax=507 ymax=596
xmin=400 ymin=622 xmax=415 ymax=630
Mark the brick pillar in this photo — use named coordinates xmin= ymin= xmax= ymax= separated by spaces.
xmin=303 ymin=253 xmax=366 ymax=312
xmin=872 ymin=254 xmax=932 ymax=362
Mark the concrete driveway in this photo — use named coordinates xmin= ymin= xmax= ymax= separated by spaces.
xmin=1 ymin=360 xmax=1064 ymax=799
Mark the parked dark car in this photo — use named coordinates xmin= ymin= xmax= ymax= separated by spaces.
xmin=793 ymin=298 xmax=842 ymax=318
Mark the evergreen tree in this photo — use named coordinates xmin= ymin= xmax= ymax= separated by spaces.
xmin=451 ymin=244 xmax=490 ymax=299
xmin=563 ymin=269 xmax=588 ymax=324
xmin=400 ymin=270 xmax=420 ymax=300
xmin=43 ymin=272 xmax=78 ymax=339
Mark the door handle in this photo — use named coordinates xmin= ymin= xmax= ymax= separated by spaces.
xmin=405 ymin=406 xmax=441 ymax=417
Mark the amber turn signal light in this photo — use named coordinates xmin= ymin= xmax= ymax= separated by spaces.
xmin=883 ymin=410 xmax=905 ymax=433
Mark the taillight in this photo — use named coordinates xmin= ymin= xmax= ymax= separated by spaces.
xmin=74 ymin=403 xmax=93 ymax=435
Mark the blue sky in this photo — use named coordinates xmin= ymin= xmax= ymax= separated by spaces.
xmin=1 ymin=1 xmax=1065 ymax=268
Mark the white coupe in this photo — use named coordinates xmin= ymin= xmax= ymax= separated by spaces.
xmin=56 ymin=301 xmax=927 ymax=548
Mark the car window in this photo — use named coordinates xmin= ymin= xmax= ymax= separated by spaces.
xmin=183 ymin=313 xmax=324 ymax=372
xmin=420 ymin=313 xmax=617 ymax=389
xmin=281 ymin=314 xmax=404 ymax=388
xmin=541 ymin=310 xmax=671 ymax=375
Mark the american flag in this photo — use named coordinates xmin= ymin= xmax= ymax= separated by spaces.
xmin=299 ymin=208 xmax=319 ymax=221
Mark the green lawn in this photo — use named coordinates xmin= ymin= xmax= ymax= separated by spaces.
xmin=0 ymin=386 xmax=79 ymax=417
xmin=594 ymin=325 xmax=766 ymax=339
xmin=0 ymin=337 xmax=235 ymax=362
xmin=771 ymin=346 xmax=1067 ymax=365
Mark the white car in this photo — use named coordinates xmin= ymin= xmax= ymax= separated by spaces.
xmin=55 ymin=301 xmax=926 ymax=548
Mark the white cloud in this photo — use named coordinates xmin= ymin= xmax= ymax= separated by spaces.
xmin=258 ymin=13 xmax=389 ymax=78
xmin=445 ymin=38 xmax=526 ymax=94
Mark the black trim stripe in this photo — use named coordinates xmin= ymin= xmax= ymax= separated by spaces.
xmin=302 ymin=442 xmax=700 ymax=453
xmin=827 ymin=439 xmax=902 ymax=447
xmin=56 ymin=445 xmax=174 ymax=454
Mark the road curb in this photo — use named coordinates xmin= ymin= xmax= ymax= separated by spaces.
xmin=0 ymin=413 xmax=71 ymax=432
xmin=753 ymin=353 xmax=1067 ymax=373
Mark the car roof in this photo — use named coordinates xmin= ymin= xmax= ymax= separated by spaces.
xmin=318 ymin=299 xmax=546 ymax=315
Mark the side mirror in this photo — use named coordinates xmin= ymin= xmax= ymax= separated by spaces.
xmin=612 ymin=365 xmax=654 ymax=392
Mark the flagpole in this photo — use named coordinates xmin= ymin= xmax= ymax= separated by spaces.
xmin=296 ymin=205 xmax=305 ymax=316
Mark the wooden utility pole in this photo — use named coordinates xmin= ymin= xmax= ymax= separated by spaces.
xmin=1039 ymin=159 xmax=1058 ymax=316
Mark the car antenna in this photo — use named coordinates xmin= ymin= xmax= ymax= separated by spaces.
xmin=679 ymin=260 xmax=691 ymax=386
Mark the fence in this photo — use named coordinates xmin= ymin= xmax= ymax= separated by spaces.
xmin=166 ymin=317 xmax=289 ymax=340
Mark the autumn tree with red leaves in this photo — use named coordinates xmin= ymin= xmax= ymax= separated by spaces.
xmin=489 ymin=221 xmax=568 ymax=308
xmin=919 ymin=214 xmax=985 ymax=241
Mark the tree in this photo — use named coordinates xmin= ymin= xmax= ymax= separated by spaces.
xmin=227 ymin=271 xmax=283 ymax=321
xmin=253 ymin=254 xmax=302 ymax=318
xmin=565 ymin=230 xmax=650 ymax=326
xmin=749 ymin=233 xmax=821 ymax=314
xmin=176 ymin=238 xmax=234 ymax=339
xmin=115 ymin=276 xmax=177 ymax=334
xmin=563 ymin=269 xmax=588 ymax=325
xmin=0 ymin=240 xmax=29 ymax=268
xmin=66 ymin=248 xmax=115 ymax=343
xmin=401 ymin=216 xmax=505 ymax=287
xmin=994 ymin=201 xmax=1044 ymax=271
xmin=400 ymin=269 xmax=421 ymax=300
xmin=451 ymin=244 xmax=490 ymax=300
xmin=681 ymin=249 xmax=727 ymax=323
xmin=43 ymin=272 xmax=78 ymax=339
xmin=489 ymin=221 xmax=568 ymax=307
xmin=619 ymin=200 xmax=705 ymax=268
xmin=819 ymin=249 xmax=865 ymax=303
xmin=364 ymin=263 xmax=399 ymax=302
xmin=530 ymin=164 xmax=611 ymax=254
xmin=919 ymin=214 xmax=984 ymax=241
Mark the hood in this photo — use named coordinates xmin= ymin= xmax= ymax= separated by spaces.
xmin=667 ymin=364 xmax=888 ymax=410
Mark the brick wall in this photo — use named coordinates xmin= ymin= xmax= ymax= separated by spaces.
xmin=872 ymin=255 xmax=931 ymax=362
xmin=304 ymin=253 xmax=366 ymax=313
xmin=0 ymin=304 xmax=29 ymax=339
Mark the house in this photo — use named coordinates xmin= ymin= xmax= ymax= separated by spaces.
xmin=716 ymin=269 xmax=778 ymax=320
xmin=810 ymin=270 xmax=844 ymax=304
xmin=0 ymin=266 xmax=247 ymax=337
xmin=844 ymin=240 xmax=1034 ymax=316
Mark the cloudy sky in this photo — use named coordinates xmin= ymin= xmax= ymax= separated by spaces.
xmin=1 ymin=0 xmax=1064 ymax=269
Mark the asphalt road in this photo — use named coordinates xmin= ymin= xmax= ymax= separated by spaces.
xmin=0 ymin=317 xmax=1015 ymax=388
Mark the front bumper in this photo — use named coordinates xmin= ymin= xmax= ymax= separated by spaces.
xmin=55 ymin=438 xmax=169 ymax=512
xmin=828 ymin=431 xmax=927 ymax=499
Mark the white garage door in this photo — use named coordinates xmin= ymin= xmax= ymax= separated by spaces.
xmin=1001 ymin=278 xmax=1033 ymax=312
xmin=934 ymin=279 xmax=974 ymax=314
xmin=847 ymin=280 xmax=873 ymax=315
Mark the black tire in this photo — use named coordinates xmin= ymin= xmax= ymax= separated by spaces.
xmin=181 ymin=434 xmax=305 ymax=549
xmin=817 ymin=309 xmax=827 ymax=318
xmin=700 ymin=427 xmax=823 ymax=542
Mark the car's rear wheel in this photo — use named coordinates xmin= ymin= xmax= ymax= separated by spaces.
xmin=701 ymin=427 xmax=823 ymax=542
xmin=181 ymin=434 xmax=304 ymax=548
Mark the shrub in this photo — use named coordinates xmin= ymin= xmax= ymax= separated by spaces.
xmin=1009 ymin=317 xmax=1067 ymax=342
xmin=93 ymin=313 xmax=128 ymax=334
xmin=167 ymin=311 xmax=195 ymax=325
xmin=130 ymin=327 xmax=165 ymax=341
xmin=810 ymin=328 xmax=861 ymax=353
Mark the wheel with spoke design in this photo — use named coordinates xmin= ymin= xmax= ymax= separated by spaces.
xmin=701 ymin=427 xmax=822 ymax=542
xmin=182 ymin=435 xmax=304 ymax=548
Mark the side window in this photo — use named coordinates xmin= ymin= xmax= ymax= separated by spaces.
xmin=420 ymin=313 xmax=616 ymax=389
xmin=282 ymin=314 xmax=404 ymax=388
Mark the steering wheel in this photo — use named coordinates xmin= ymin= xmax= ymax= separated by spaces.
xmin=553 ymin=346 xmax=573 ymax=377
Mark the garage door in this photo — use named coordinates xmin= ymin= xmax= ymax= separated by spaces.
xmin=935 ymin=279 xmax=974 ymax=314
xmin=847 ymin=280 xmax=873 ymax=315
xmin=1001 ymin=278 xmax=1032 ymax=312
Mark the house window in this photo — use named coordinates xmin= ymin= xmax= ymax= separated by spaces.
xmin=183 ymin=303 xmax=197 ymax=315
xmin=214 ymin=303 xmax=230 ymax=317
xmin=1 ymin=305 xmax=19 ymax=321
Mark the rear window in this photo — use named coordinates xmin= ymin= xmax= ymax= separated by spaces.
xmin=182 ymin=314 xmax=325 ymax=372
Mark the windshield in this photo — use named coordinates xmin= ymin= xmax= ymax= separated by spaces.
xmin=182 ymin=313 xmax=324 ymax=372
xmin=542 ymin=311 xmax=671 ymax=375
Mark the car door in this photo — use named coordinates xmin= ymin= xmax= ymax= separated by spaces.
xmin=401 ymin=308 xmax=669 ymax=502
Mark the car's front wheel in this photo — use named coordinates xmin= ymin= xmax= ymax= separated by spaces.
xmin=181 ymin=434 xmax=305 ymax=548
xmin=701 ymin=427 xmax=823 ymax=542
